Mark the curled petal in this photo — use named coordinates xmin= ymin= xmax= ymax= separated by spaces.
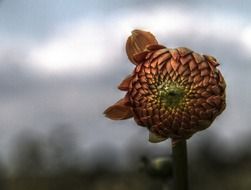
xmin=198 ymin=120 xmax=212 ymax=130
xmin=126 ymin=29 xmax=158 ymax=65
xmin=104 ymin=98 xmax=133 ymax=120
xmin=133 ymin=51 xmax=149 ymax=64
xmin=204 ymin=54 xmax=220 ymax=67
xmin=146 ymin=44 xmax=166 ymax=51
xmin=118 ymin=75 xmax=133 ymax=91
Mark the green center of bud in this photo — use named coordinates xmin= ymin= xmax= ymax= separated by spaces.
xmin=158 ymin=84 xmax=186 ymax=107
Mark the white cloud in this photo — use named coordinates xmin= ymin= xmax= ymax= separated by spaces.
xmin=28 ymin=4 xmax=249 ymax=75
xmin=241 ymin=26 xmax=251 ymax=55
xmin=116 ymin=6 xmax=246 ymax=43
xmin=28 ymin=21 xmax=123 ymax=74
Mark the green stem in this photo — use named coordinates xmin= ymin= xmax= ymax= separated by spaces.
xmin=172 ymin=139 xmax=189 ymax=190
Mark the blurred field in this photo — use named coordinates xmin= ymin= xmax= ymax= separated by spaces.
xmin=0 ymin=130 xmax=251 ymax=190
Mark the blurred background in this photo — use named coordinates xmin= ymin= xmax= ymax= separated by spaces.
xmin=0 ymin=0 xmax=250 ymax=189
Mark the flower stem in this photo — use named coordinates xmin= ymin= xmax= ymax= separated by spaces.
xmin=172 ymin=139 xmax=189 ymax=190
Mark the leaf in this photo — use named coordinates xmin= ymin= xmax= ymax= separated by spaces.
xmin=149 ymin=132 xmax=167 ymax=143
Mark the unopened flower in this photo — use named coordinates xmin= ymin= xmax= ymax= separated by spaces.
xmin=104 ymin=30 xmax=226 ymax=143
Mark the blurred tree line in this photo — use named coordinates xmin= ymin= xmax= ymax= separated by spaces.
xmin=0 ymin=125 xmax=250 ymax=190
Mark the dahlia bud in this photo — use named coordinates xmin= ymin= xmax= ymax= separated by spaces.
xmin=104 ymin=30 xmax=226 ymax=143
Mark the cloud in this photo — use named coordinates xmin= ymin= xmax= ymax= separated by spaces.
xmin=27 ymin=3 xmax=250 ymax=76
xmin=241 ymin=25 xmax=251 ymax=56
xmin=28 ymin=21 xmax=121 ymax=74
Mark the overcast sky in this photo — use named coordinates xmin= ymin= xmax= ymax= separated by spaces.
xmin=0 ymin=0 xmax=251 ymax=167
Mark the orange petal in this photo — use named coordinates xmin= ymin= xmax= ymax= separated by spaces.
xmin=126 ymin=29 xmax=158 ymax=65
xmin=104 ymin=98 xmax=133 ymax=120
xmin=133 ymin=51 xmax=149 ymax=64
xmin=118 ymin=75 xmax=133 ymax=91
xmin=204 ymin=54 xmax=220 ymax=67
xmin=146 ymin=44 xmax=166 ymax=51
